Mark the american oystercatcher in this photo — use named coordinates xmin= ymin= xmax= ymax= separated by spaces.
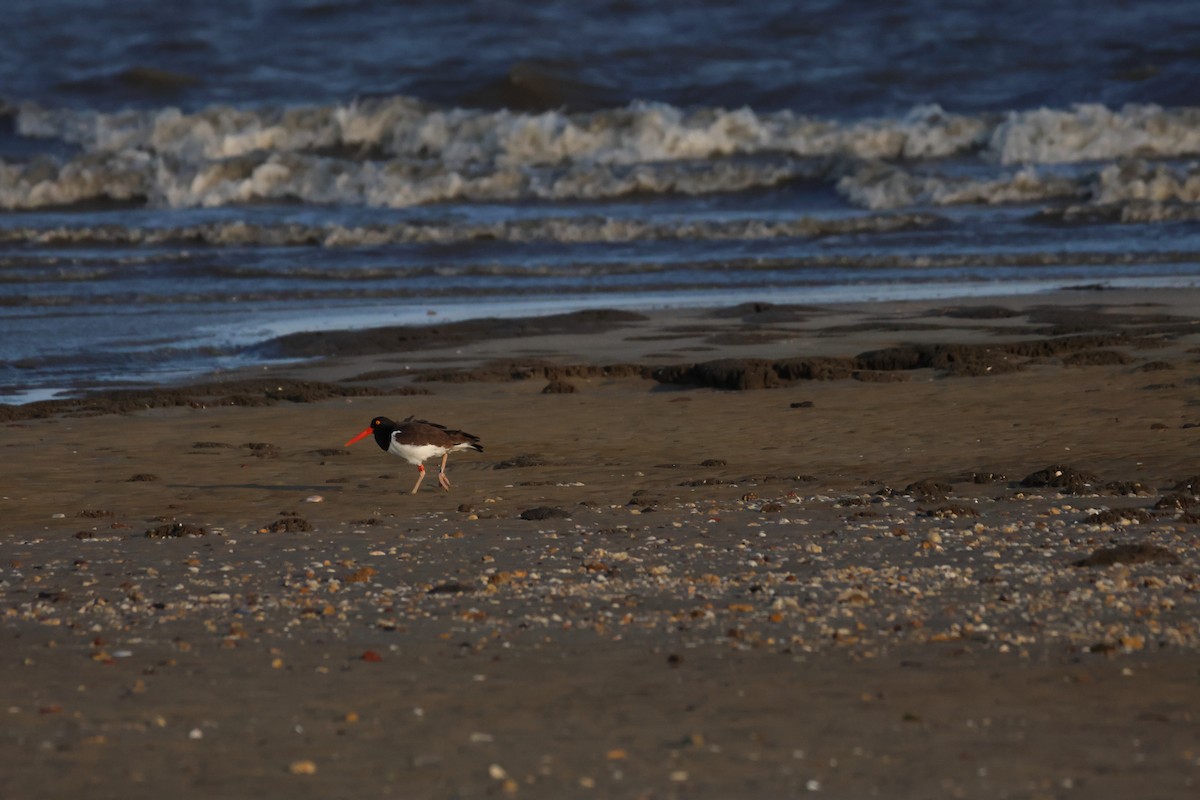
xmin=345 ymin=416 xmax=483 ymax=494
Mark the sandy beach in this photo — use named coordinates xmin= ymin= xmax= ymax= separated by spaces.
xmin=3 ymin=287 xmax=1199 ymax=799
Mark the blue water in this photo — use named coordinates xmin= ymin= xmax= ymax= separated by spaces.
xmin=2 ymin=0 xmax=1199 ymax=401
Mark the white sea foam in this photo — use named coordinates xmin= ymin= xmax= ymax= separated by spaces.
xmin=990 ymin=104 xmax=1200 ymax=165
xmin=5 ymin=99 xmax=1199 ymax=211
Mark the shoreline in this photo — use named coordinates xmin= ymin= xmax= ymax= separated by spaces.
xmin=5 ymin=276 xmax=1199 ymax=408
xmin=2 ymin=286 xmax=1199 ymax=798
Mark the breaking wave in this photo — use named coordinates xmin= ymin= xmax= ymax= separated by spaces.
xmin=5 ymin=98 xmax=1198 ymax=213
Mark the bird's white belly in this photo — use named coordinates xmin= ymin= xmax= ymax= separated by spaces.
xmin=387 ymin=441 xmax=447 ymax=465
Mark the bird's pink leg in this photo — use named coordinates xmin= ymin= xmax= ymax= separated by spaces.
xmin=438 ymin=453 xmax=451 ymax=491
xmin=410 ymin=464 xmax=426 ymax=494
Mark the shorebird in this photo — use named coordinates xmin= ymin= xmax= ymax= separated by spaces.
xmin=345 ymin=415 xmax=483 ymax=494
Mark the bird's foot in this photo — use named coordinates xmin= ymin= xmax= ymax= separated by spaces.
xmin=438 ymin=471 xmax=451 ymax=491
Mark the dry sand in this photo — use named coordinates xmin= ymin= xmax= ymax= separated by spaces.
xmin=2 ymin=287 xmax=1199 ymax=799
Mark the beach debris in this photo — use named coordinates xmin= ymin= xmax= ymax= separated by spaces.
xmin=1082 ymin=507 xmax=1154 ymax=525
xmin=1073 ymin=543 xmax=1179 ymax=567
xmin=145 ymin=522 xmax=207 ymax=538
xmin=904 ymin=479 xmax=952 ymax=499
xmin=288 ymin=759 xmax=317 ymax=775
xmin=427 ymin=580 xmax=471 ymax=595
xmin=923 ymin=504 xmax=979 ymax=518
xmin=1101 ymin=480 xmax=1151 ymax=495
xmin=959 ymin=471 xmax=1005 ymax=483
xmin=1020 ymin=465 xmax=1099 ymax=494
xmin=258 ymin=516 xmax=313 ymax=533
xmin=304 ymin=495 xmax=324 ymax=503
xmin=520 ymin=506 xmax=571 ymax=520
xmin=126 ymin=473 xmax=160 ymax=481
xmin=1172 ymin=475 xmax=1200 ymax=494
xmin=542 ymin=380 xmax=577 ymax=393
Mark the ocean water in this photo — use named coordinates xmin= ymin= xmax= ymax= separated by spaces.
xmin=2 ymin=0 xmax=1199 ymax=402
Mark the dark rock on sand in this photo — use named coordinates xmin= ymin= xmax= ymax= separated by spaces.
xmin=857 ymin=334 xmax=1145 ymax=377
xmin=542 ymin=380 xmax=577 ymax=394
xmin=1172 ymin=475 xmax=1200 ymax=494
xmin=1101 ymin=481 xmax=1151 ymax=496
xmin=126 ymin=473 xmax=160 ymax=482
xmin=1073 ymin=543 xmax=1179 ymax=567
xmin=904 ymin=479 xmax=953 ymax=500
xmin=1020 ymin=465 xmax=1099 ymax=494
xmin=1155 ymin=494 xmax=1199 ymax=511
xmin=520 ymin=507 xmax=572 ymax=520
xmin=427 ymin=580 xmax=471 ymax=594
xmin=1083 ymin=508 xmax=1155 ymax=525
xmin=853 ymin=343 xmax=1026 ymax=377
xmin=924 ymin=504 xmax=980 ymax=518
xmin=958 ymin=471 xmax=1006 ymax=484
xmin=645 ymin=330 xmax=1161 ymax=391
xmin=145 ymin=522 xmax=207 ymax=538
xmin=679 ymin=478 xmax=728 ymax=486
xmin=261 ymin=517 xmax=313 ymax=533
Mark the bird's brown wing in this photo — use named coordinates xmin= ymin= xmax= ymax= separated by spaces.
xmin=395 ymin=420 xmax=480 ymax=449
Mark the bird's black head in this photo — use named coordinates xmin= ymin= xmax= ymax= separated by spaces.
xmin=346 ymin=416 xmax=397 ymax=448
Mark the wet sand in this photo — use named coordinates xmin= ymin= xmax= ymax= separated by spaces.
xmin=3 ymin=287 xmax=1200 ymax=799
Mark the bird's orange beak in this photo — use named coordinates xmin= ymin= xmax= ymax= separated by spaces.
xmin=345 ymin=427 xmax=373 ymax=446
